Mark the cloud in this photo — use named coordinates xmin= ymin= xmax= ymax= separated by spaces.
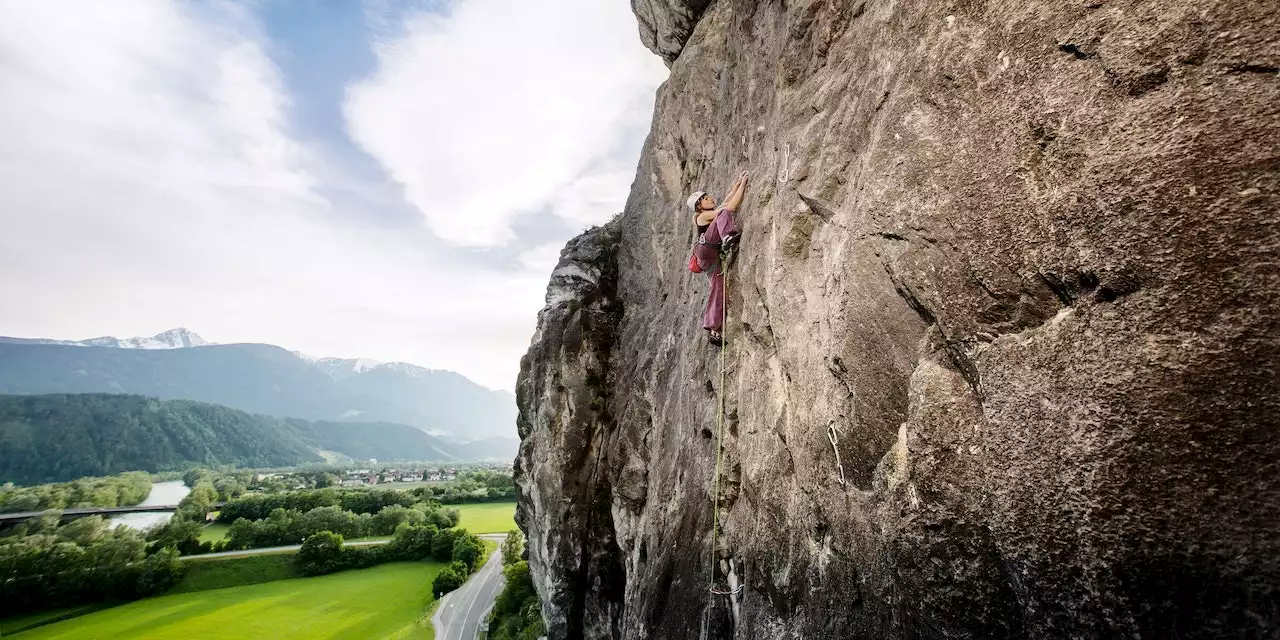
xmin=0 ymin=0 xmax=662 ymax=394
xmin=344 ymin=0 xmax=666 ymax=247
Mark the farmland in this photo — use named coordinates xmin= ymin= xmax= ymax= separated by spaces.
xmin=453 ymin=501 xmax=517 ymax=534
xmin=11 ymin=561 xmax=446 ymax=640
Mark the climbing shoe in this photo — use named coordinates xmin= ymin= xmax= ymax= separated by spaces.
xmin=721 ymin=233 xmax=740 ymax=251
xmin=708 ymin=330 xmax=724 ymax=346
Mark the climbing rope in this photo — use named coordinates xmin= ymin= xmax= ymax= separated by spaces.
xmin=709 ymin=249 xmax=730 ymax=595
xmin=827 ymin=421 xmax=846 ymax=486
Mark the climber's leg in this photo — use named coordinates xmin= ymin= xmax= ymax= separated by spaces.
xmin=703 ymin=266 xmax=725 ymax=342
xmin=702 ymin=208 xmax=740 ymax=248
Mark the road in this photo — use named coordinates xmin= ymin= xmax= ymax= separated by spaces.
xmin=181 ymin=538 xmax=390 ymax=560
xmin=434 ymin=535 xmax=509 ymax=640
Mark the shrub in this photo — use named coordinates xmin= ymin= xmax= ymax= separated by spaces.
xmin=433 ymin=565 xmax=464 ymax=597
xmin=296 ymin=531 xmax=344 ymax=576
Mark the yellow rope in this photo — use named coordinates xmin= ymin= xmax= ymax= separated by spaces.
xmin=710 ymin=254 xmax=729 ymax=594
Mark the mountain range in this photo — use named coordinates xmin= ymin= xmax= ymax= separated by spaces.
xmin=0 ymin=393 xmax=509 ymax=484
xmin=0 ymin=329 xmax=518 ymax=445
xmin=0 ymin=327 xmax=209 ymax=350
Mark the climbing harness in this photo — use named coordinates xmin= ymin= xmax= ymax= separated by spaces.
xmin=709 ymin=248 xmax=731 ymax=596
xmin=827 ymin=421 xmax=847 ymax=487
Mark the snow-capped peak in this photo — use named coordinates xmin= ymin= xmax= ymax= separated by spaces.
xmin=76 ymin=328 xmax=210 ymax=350
xmin=382 ymin=362 xmax=435 ymax=378
xmin=306 ymin=356 xmax=385 ymax=380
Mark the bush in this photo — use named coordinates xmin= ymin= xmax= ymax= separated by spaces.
xmin=501 ymin=530 xmax=523 ymax=566
xmin=386 ymin=523 xmax=437 ymax=561
xmin=135 ymin=547 xmax=184 ymax=596
xmin=0 ymin=517 xmax=184 ymax=617
xmin=488 ymin=560 xmax=546 ymax=640
xmin=296 ymin=531 xmax=345 ymax=576
xmin=432 ymin=528 xmax=463 ymax=563
xmin=433 ymin=564 xmax=465 ymax=597
xmin=452 ymin=531 xmax=486 ymax=573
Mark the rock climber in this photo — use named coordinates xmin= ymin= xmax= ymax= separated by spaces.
xmin=688 ymin=170 xmax=748 ymax=346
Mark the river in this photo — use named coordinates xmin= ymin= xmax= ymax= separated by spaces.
xmin=108 ymin=480 xmax=191 ymax=531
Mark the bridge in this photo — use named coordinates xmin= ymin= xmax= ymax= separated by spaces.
xmin=0 ymin=502 xmax=226 ymax=524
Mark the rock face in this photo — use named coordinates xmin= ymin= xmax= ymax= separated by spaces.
xmin=631 ymin=0 xmax=712 ymax=65
xmin=514 ymin=2 xmax=1279 ymax=639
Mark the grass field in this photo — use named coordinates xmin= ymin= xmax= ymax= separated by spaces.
xmin=169 ymin=554 xmax=300 ymax=594
xmin=0 ymin=605 xmax=111 ymax=637
xmin=452 ymin=502 xmax=516 ymax=534
xmin=12 ymin=561 xmax=446 ymax=640
xmin=198 ymin=523 xmax=229 ymax=543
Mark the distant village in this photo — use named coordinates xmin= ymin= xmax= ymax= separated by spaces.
xmin=249 ymin=460 xmax=512 ymax=490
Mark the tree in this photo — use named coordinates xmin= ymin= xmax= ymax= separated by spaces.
xmin=297 ymin=531 xmax=344 ymax=576
xmin=371 ymin=504 xmax=422 ymax=536
xmin=501 ymin=530 xmax=524 ymax=566
xmin=183 ymin=469 xmax=211 ymax=487
xmin=432 ymin=528 xmax=459 ymax=563
xmin=427 ymin=509 xmax=453 ymax=529
xmin=146 ymin=518 xmax=204 ymax=555
xmin=452 ymin=532 xmax=486 ymax=573
xmin=489 ymin=561 xmax=546 ymax=640
xmin=390 ymin=523 xmax=437 ymax=560
xmin=223 ymin=518 xmax=263 ymax=551
xmin=135 ymin=547 xmax=184 ymax=595
xmin=186 ymin=483 xmax=219 ymax=511
xmin=433 ymin=565 xmax=464 ymax=597
xmin=2 ymin=493 xmax=40 ymax=512
xmin=57 ymin=516 xmax=109 ymax=546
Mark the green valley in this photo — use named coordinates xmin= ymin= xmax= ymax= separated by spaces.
xmin=11 ymin=560 xmax=446 ymax=640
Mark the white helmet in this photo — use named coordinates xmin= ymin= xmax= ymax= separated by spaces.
xmin=686 ymin=190 xmax=706 ymax=212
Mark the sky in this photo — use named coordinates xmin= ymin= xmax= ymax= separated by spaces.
xmin=0 ymin=0 xmax=668 ymax=392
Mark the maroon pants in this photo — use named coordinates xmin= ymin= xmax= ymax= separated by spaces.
xmin=693 ymin=208 xmax=739 ymax=332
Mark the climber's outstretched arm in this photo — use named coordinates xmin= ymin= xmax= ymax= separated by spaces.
xmin=723 ymin=171 xmax=749 ymax=212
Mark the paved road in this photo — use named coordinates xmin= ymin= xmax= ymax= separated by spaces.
xmin=181 ymin=538 xmax=390 ymax=560
xmin=433 ymin=542 xmax=508 ymax=640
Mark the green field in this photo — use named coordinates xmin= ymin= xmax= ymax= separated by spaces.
xmin=0 ymin=605 xmax=111 ymax=637
xmin=198 ymin=523 xmax=229 ymax=543
xmin=169 ymin=555 xmax=300 ymax=594
xmin=452 ymin=502 xmax=516 ymax=534
xmin=12 ymin=561 xmax=445 ymax=640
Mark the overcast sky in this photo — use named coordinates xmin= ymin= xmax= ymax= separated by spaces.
xmin=0 ymin=0 xmax=667 ymax=392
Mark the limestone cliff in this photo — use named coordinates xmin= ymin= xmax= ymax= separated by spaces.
xmin=515 ymin=1 xmax=1279 ymax=638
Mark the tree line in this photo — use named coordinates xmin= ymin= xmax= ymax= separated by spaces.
xmin=487 ymin=530 xmax=547 ymax=640
xmin=0 ymin=514 xmax=183 ymax=616
xmin=215 ymin=487 xmax=422 ymax=524
xmin=411 ymin=469 xmax=517 ymax=504
xmin=219 ymin=503 xmax=458 ymax=551
xmin=0 ymin=468 xmax=495 ymax=617
xmin=0 ymin=471 xmax=152 ymax=514
xmin=295 ymin=523 xmax=487 ymax=598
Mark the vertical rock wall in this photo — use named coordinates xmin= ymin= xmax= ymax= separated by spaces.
xmin=516 ymin=1 xmax=1279 ymax=638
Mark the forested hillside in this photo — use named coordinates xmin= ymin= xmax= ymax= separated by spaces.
xmin=0 ymin=394 xmax=322 ymax=484
xmin=0 ymin=341 xmax=517 ymax=439
xmin=0 ymin=394 xmax=508 ymax=484
xmin=283 ymin=418 xmax=458 ymax=462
